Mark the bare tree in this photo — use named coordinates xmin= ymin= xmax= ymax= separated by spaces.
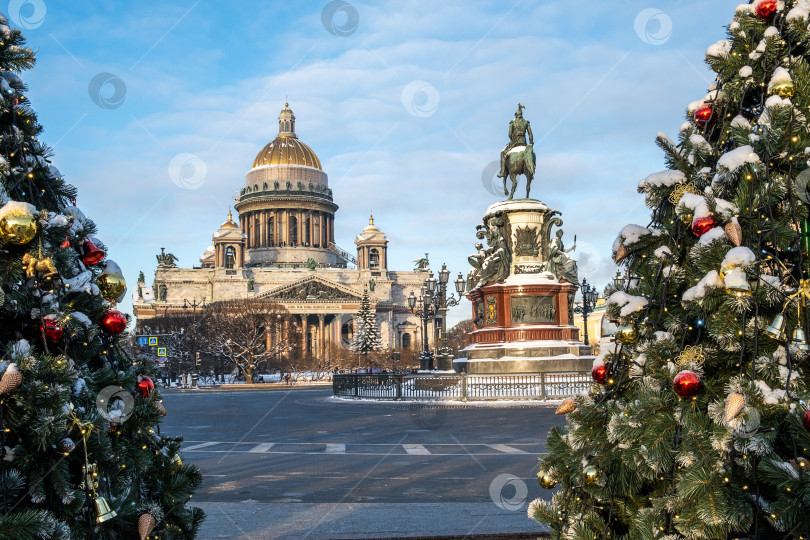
xmin=446 ymin=319 xmax=473 ymax=356
xmin=199 ymin=299 xmax=300 ymax=383
xmin=137 ymin=312 xmax=207 ymax=380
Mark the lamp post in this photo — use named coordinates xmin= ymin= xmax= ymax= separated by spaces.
xmin=182 ymin=298 xmax=206 ymax=314
xmin=576 ymin=279 xmax=599 ymax=347
xmin=408 ymin=263 xmax=466 ymax=371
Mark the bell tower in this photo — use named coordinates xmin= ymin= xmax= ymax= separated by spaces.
xmin=355 ymin=212 xmax=388 ymax=273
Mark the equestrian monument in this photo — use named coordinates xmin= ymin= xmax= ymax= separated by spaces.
xmin=455 ymin=105 xmax=595 ymax=374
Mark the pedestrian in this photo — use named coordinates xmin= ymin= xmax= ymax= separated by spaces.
xmin=285 ymin=372 xmax=291 ymax=385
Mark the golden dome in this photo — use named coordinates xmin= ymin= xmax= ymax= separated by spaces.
xmin=220 ymin=209 xmax=238 ymax=229
xmin=252 ymin=137 xmax=322 ymax=170
xmin=251 ymin=102 xmax=322 ymax=170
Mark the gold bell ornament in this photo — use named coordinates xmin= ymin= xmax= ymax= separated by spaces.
xmin=93 ymin=495 xmax=117 ymax=523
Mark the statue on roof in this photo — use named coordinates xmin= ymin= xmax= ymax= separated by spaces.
xmin=497 ymin=104 xmax=536 ymax=200
xmin=413 ymin=253 xmax=430 ymax=272
xmin=156 ymin=247 xmax=178 ymax=268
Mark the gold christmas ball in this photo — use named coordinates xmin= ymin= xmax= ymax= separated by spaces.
xmin=615 ymin=324 xmax=639 ymax=345
xmin=770 ymin=80 xmax=794 ymax=99
xmin=583 ymin=465 xmax=599 ymax=485
xmin=537 ymin=469 xmax=557 ymax=489
xmin=537 ymin=468 xmax=557 ymax=489
xmin=0 ymin=209 xmax=37 ymax=245
xmin=97 ymin=271 xmax=126 ymax=301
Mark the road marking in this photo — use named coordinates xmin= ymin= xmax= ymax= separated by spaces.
xmin=248 ymin=443 xmax=276 ymax=453
xmin=403 ymin=444 xmax=431 ymax=455
xmin=326 ymin=443 xmax=346 ymax=454
xmin=486 ymin=444 xmax=529 ymax=454
xmin=183 ymin=442 xmax=220 ymax=451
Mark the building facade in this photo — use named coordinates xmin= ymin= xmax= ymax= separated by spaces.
xmin=132 ymin=104 xmax=429 ymax=359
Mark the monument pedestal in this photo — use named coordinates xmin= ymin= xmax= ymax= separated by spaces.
xmin=456 ymin=199 xmax=594 ymax=374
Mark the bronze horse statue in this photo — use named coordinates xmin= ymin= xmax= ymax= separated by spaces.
xmin=502 ymin=144 xmax=535 ymax=200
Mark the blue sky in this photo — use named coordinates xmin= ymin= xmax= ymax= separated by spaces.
xmin=14 ymin=0 xmax=737 ymax=325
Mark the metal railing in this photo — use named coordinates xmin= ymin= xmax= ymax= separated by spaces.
xmin=333 ymin=372 xmax=591 ymax=401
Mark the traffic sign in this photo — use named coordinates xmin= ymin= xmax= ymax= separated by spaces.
xmin=157 ymin=347 xmax=166 ymax=357
xmin=148 ymin=337 xmax=158 ymax=346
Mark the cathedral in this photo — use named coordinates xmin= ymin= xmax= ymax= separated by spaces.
xmin=132 ymin=103 xmax=431 ymax=359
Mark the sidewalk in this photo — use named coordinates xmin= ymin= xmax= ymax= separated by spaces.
xmin=163 ymin=382 xmax=333 ymax=393
xmin=195 ymin=502 xmax=549 ymax=539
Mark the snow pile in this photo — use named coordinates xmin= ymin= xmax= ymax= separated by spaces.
xmin=638 ymin=170 xmax=685 ymax=190
xmin=706 ymin=39 xmax=732 ymax=59
xmin=717 ymin=145 xmax=760 ymax=172
xmin=765 ymin=94 xmax=791 ymax=108
xmin=613 ymin=225 xmax=651 ymax=251
xmin=739 ymin=66 xmax=753 ymax=78
xmin=735 ymin=3 xmax=753 ymax=14
xmin=731 ymin=115 xmax=751 ymax=129
xmin=721 ymin=247 xmax=756 ymax=269
xmin=756 ymin=380 xmax=786 ymax=405
xmin=749 ymin=39 xmax=767 ymax=61
xmin=0 ymin=201 xmax=36 ymax=224
xmin=64 ymin=271 xmax=93 ymax=294
xmin=654 ymin=246 xmax=672 ymax=260
xmin=71 ymin=312 xmax=92 ymax=328
xmin=698 ymin=227 xmax=727 ymax=245
xmin=787 ymin=0 xmax=810 ymax=20
xmin=200 ymin=246 xmax=215 ymax=261
xmin=763 ymin=26 xmax=780 ymax=38
xmin=683 ymin=270 xmax=725 ymax=302
xmin=769 ymin=67 xmax=792 ymax=91
xmin=690 ymin=134 xmax=712 ymax=153
xmin=678 ymin=192 xmax=704 ymax=212
xmin=47 ymin=214 xmax=69 ymax=228
xmin=760 ymin=274 xmax=781 ymax=289
xmin=607 ymin=291 xmax=649 ymax=317
xmin=723 ymin=267 xmax=749 ymax=291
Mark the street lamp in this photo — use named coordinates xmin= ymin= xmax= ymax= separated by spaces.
xmin=612 ymin=269 xmax=625 ymax=291
xmin=575 ymin=279 xmax=599 ymax=347
xmin=182 ymin=298 xmax=206 ymax=313
xmin=409 ymin=263 xmax=466 ymax=371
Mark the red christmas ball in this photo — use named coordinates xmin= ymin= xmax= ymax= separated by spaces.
xmin=673 ymin=370 xmax=701 ymax=398
xmin=59 ymin=236 xmax=70 ymax=249
xmin=803 ymin=409 xmax=810 ymax=432
xmin=80 ymin=237 xmax=105 ymax=265
xmin=592 ymin=363 xmax=608 ymax=385
xmin=100 ymin=309 xmax=127 ymax=335
xmin=694 ymin=103 xmax=715 ymax=127
xmin=755 ymin=0 xmax=778 ymax=20
xmin=136 ymin=376 xmax=154 ymax=398
xmin=692 ymin=215 xmax=716 ymax=237
xmin=40 ymin=316 xmax=63 ymax=342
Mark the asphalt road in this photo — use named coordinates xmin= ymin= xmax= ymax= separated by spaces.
xmin=159 ymin=389 xmax=566 ymax=538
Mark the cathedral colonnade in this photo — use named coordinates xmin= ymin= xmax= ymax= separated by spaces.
xmin=241 ymin=208 xmax=336 ymax=248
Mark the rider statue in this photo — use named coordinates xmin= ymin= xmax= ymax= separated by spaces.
xmin=498 ymin=103 xmax=534 ymax=178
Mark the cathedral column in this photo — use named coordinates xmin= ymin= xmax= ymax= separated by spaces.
xmin=301 ymin=315 xmax=309 ymax=355
xmin=281 ymin=211 xmax=287 ymax=245
xmin=318 ymin=314 xmax=325 ymax=359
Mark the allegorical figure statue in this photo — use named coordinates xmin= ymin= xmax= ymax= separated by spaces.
xmin=497 ymin=104 xmax=536 ymax=200
xmin=545 ymin=230 xmax=579 ymax=286
xmin=468 ymin=216 xmax=511 ymax=289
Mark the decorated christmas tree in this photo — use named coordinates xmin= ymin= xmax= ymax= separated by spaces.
xmin=0 ymin=15 xmax=202 ymax=540
xmin=530 ymin=1 xmax=810 ymax=537
xmin=350 ymin=289 xmax=383 ymax=358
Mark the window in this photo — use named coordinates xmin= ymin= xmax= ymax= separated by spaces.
xmin=224 ymin=246 xmax=236 ymax=269
xmin=268 ymin=217 xmax=274 ymax=246
xmin=369 ymin=248 xmax=380 ymax=269
xmin=402 ymin=333 xmax=411 ymax=349
xmin=341 ymin=321 xmax=353 ymax=346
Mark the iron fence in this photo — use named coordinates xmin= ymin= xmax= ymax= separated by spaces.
xmin=333 ymin=372 xmax=591 ymax=401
